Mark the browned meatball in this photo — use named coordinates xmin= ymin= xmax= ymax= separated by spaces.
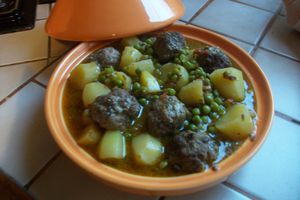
xmin=195 ymin=46 xmax=231 ymax=73
xmin=94 ymin=47 xmax=120 ymax=67
xmin=153 ymin=32 xmax=186 ymax=63
xmin=89 ymin=88 xmax=141 ymax=130
xmin=167 ymin=130 xmax=218 ymax=173
xmin=147 ymin=94 xmax=189 ymax=137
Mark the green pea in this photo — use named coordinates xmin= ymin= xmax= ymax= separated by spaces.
xmin=139 ymin=98 xmax=147 ymax=106
xmin=215 ymin=97 xmax=223 ymax=105
xmin=190 ymin=70 xmax=196 ymax=75
xmin=152 ymin=95 xmax=159 ymax=101
xmin=185 ymin=61 xmax=194 ymax=69
xmin=135 ymin=68 xmax=142 ymax=75
xmin=202 ymin=105 xmax=211 ymax=115
xmin=133 ymin=82 xmax=141 ymax=91
xmin=154 ymin=68 xmax=162 ymax=76
xmin=208 ymin=126 xmax=216 ymax=133
xmin=145 ymin=38 xmax=155 ymax=45
xmin=210 ymin=112 xmax=219 ymax=120
xmin=154 ymin=63 xmax=161 ymax=69
xmin=183 ymin=120 xmax=190 ymax=129
xmin=114 ymin=79 xmax=123 ymax=87
xmin=171 ymin=74 xmax=179 ymax=82
xmin=189 ymin=75 xmax=196 ymax=81
xmin=201 ymin=116 xmax=209 ymax=124
xmin=174 ymin=67 xmax=181 ymax=75
xmin=141 ymin=86 xmax=148 ymax=94
xmin=211 ymin=102 xmax=220 ymax=112
xmin=189 ymin=124 xmax=197 ymax=131
xmin=191 ymin=59 xmax=197 ymax=64
xmin=146 ymin=47 xmax=153 ymax=55
xmin=192 ymin=115 xmax=201 ymax=124
xmin=99 ymin=75 xmax=106 ymax=82
xmin=104 ymin=67 xmax=114 ymax=74
xmin=204 ymin=93 xmax=214 ymax=104
xmin=213 ymin=90 xmax=220 ymax=97
xmin=165 ymin=88 xmax=176 ymax=96
xmin=192 ymin=108 xmax=201 ymax=115
xmin=174 ymin=57 xmax=181 ymax=64
xmin=203 ymin=78 xmax=210 ymax=85
xmin=198 ymin=124 xmax=205 ymax=131
xmin=218 ymin=109 xmax=226 ymax=115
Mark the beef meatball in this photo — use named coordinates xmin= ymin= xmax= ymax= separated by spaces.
xmin=153 ymin=32 xmax=186 ymax=63
xmin=167 ymin=131 xmax=218 ymax=173
xmin=195 ymin=46 xmax=231 ymax=73
xmin=147 ymin=94 xmax=189 ymax=137
xmin=94 ymin=47 xmax=120 ymax=67
xmin=89 ymin=88 xmax=141 ymax=130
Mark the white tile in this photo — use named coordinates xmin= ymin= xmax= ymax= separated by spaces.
xmin=227 ymin=38 xmax=254 ymax=53
xmin=0 ymin=20 xmax=48 ymax=66
xmin=236 ymin=0 xmax=282 ymax=12
xmin=29 ymin=154 xmax=158 ymax=200
xmin=35 ymin=57 xmax=61 ymax=86
xmin=166 ymin=184 xmax=250 ymax=200
xmin=50 ymin=38 xmax=77 ymax=58
xmin=181 ymin=0 xmax=208 ymax=21
xmin=253 ymin=49 xmax=300 ymax=120
xmin=0 ymin=83 xmax=59 ymax=185
xmin=260 ymin=15 xmax=300 ymax=61
xmin=0 ymin=60 xmax=47 ymax=101
xmin=192 ymin=0 xmax=273 ymax=44
xmin=228 ymin=116 xmax=300 ymax=199
xmin=36 ymin=4 xmax=49 ymax=20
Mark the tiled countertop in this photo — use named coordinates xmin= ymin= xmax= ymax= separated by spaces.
xmin=1 ymin=1 xmax=300 ymax=199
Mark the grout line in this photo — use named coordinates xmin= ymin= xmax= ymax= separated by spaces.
xmin=187 ymin=0 xmax=213 ymax=23
xmin=258 ymin=47 xmax=300 ymax=63
xmin=0 ymin=58 xmax=48 ymax=68
xmin=0 ymin=55 xmax=63 ymax=105
xmin=24 ymin=151 xmax=62 ymax=190
xmin=32 ymin=80 xmax=47 ymax=89
xmin=223 ymin=182 xmax=261 ymax=200
xmin=275 ymin=111 xmax=300 ymax=125
xmin=229 ymin=0 xmax=279 ymax=14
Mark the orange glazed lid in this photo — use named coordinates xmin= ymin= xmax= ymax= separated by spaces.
xmin=45 ymin=0 xmax=185 ymax=41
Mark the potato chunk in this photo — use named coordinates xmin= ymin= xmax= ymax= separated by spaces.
xmin=140 ymin=71 xmax=160 ymax=93
xmin=160 ymin=63 xmax=189 ymax=90
xmin=215 ymin=104 xmax=254 ymax=140
xmin=210 ymin=67 xmax=245 ymax=101
xmin=132 ymin=133 xmax=163 ymax=165
xmin=125 ymin=59 xmax=155 ymax=76
xmin=77 ymin=124 xmax=102 ymax=146
xmin=98 ymin=130 xmax=126 ymax=159
xmin=69 ymin=62 xmax=100 ymax=90
xmin=82 ymin=82 xmax=111 ymax=107
xmin=178 ymin=79 xmax=204 ymax=105
xmin=121 ymin=37 xmax=142 ymax=47
xmin=120 ymin=46 xmax=143 ymax=67
xmin=115 ymin=71 xmax=132 ymax=91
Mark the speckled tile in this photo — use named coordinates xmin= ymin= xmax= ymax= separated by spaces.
xmin=36 ymin=4 xmax=50 ymax=20
xmin=0 ymin=60 xmax=47 ymax=101
xmin=0 ymin=20 xmax=48 ymax=66
xmin=29 ymin=154 xmax=159 ymax=200
xmin=253 ymin=49 xmax=300 ymax=120
xmin=0 ymin=83 xmax=59 ymax=185
xmin=50 ymin=38 xmax=77 ymax=58
xmin=192 ymin=0 xmax=273 ymax=44
xmin=181 ymin=0 xmax=208 ymax=21
xmin=166 ymin=184 xmax=250 ymax=200
xmin=35 ymin=57 xmax=61 ymax=86
xmin=235 ymin=0 xmax=282 ymax=12
xmin=228 ymin=116 xmax=300 ymax=199
xmin=260 ymin=15 xmax=300 ymax=61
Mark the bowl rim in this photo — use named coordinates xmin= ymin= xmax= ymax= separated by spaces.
xmin=45 ymin=24 xmax=274 ymax=195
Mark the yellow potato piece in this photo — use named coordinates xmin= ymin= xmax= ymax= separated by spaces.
xmin=132 ymin=133 xmax=163 ymax=165
xmin=115 ymin=71 xmax=132 ymax=91
xmin=160 ymin=63 xmax=189 ymax=90
xmin=125 ymin=59 xmax=155 ymax=76
xmin=178 ymin=79 xmax=204 ymax=105
xmin=210 ymin=67 xmax=245 ymax=101
xmin=215 ymin=104 xmax=254 ymax=141
xmin=120 ymin=46 xmax=142 ymax=67
xmin=77 ymin=124 xmax=102 ymax=146
xmin=82 ymin=82 xmax=111 ymax=107
xmin=69 ymin=62 xmax=100 ymax=90
xmin=140 ymin=71 xmax=161 ymax=93
xmin=98 ymin=130 xmax=126 ymax=159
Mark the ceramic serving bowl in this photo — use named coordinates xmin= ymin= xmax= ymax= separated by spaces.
xmin=45 ymin=24 xmax=274 ymax=196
